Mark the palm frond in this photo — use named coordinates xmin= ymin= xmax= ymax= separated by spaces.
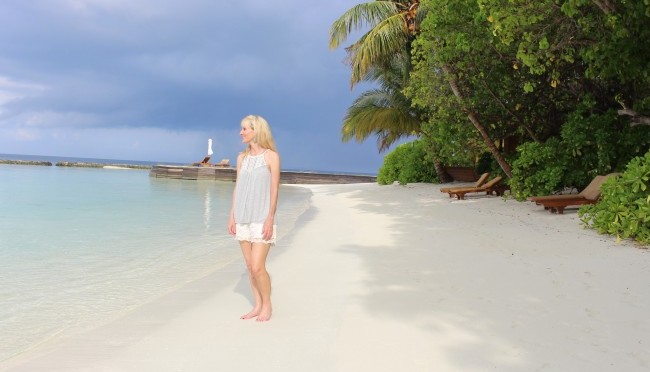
xmin=363 ymin=54 xmax=411 ymax=90
xmin=348 ymin=13 xmax=409 ymax=85
xmin=414 ymin=3 xmax=428 ymax=25
xmin=342 ymin=88 xmax=421 ymax=151
xmin=328 ymin=1 xmax=399 ymax=50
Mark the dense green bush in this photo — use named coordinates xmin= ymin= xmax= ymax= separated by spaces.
xmin=377 ymin=140 xmax=439 ymax=185
xmin=509 ymin=138 xmax=569 ymax=200
xmin=475 ymin=152 xmax=495 ymax=176
xmin=509 ymin=104 xmax=650 ymax=200
xmin=475 ymin=150 xmax=513 ymax=183
xmin=561 ymin=107 xmax=650 ymax=187
xmin=419 ymin=118 xmax=484 ymax=168
xmin=579 ymin=150 xmax=650 ymax=245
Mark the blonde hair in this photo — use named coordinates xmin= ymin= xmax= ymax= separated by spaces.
xmin=241 ymin=115 xmax=277 ymax=154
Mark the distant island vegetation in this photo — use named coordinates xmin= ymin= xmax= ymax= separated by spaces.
xmin=0 ymin=159 xmax=151 ymax=169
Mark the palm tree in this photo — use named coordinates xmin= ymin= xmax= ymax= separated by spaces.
xmin=329 ymin=1 xmax=423 ymax=87
xmin=341 ymin=58 xmax=453 ymax=182
xmin=329 ymin=1 xmax=455 ymax=181
xmin=441 ymin=65 xmax=513 ymax=178
xmin=343 ymin=88 xmax=419 ymax=152
xmin=342 ymin=60 xmax=419 ymax=152
xmin=330 ymin=0 xmax=514 ymax=178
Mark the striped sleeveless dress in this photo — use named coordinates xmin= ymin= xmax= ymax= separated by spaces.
xmin=233 ymin=150 xmax=276 ymax=244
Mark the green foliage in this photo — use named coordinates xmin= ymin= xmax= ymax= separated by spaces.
xmin=509 ymin=138 xmax=569 ymax=200
xmin=475 ymin=152 xmax=495 ymax=175
xmin=509 ymin=103 xmax=650 ymax=200
xmin=341 ymin=79 xmax=421 ymax=152
xmin=332 ymin=1 xmax=456 ymax=181
xmin=334 ymin=1 xmax=650 ymax=190
xmin=479 ymin=0 xmax=650 ymax=90
xmin=409 ymin=0 xmax=573 ymax=164
xmin=560 ymin=103 xmax=650 ymax=186
xmin=579 ymin=151 xmax=650 ymax=245
xmin=419 ymin=118 xmax=486 ymax=168
xmin=476 ymin=151 xmax=514 ymax=180
xmin=377 ymin=140 xmax=439 ymax=185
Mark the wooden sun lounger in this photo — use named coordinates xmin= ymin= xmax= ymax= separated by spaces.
xmin=534 ymin=197 xmax=598 ymax=214
xmin=192 ymin=157 xmax=230 ymax=167
xmin=446 ymin=176 xmax=504 ymax=200
xmin=440 ymin=172 xmax=490 ymax=194
xmin=527 ymin=173 xmax=620 ymax=214
xmin=192 ymin=156 xmax=211 ymax=167
xmin=527 ymin=193 xmax=582 ymax=204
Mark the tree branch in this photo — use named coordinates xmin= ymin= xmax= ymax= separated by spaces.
xmin=618 ymin=108 xmax=650 ymax=127
xmin=591 ymin=0 xmax=616 ymax=15
xmin=479 ymin=80 xmax=540 ymax=142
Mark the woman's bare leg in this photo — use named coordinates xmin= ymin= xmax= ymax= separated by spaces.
xmin=250 ymin=242 xmax=272 ymax=322
xmin=239 ymin=241 xmax=262 ymax=319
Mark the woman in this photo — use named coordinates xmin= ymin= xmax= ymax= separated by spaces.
xmin=228 ymin=115 xmax=280 ymax=322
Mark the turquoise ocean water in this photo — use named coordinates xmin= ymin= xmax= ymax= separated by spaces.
xmin=0 ymin=158 xmax=311 ymax=362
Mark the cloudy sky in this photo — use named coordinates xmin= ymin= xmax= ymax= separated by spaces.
xmin=0 ymin=0 xmax=393 ymax=174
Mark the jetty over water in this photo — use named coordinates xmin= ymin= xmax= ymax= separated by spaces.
xmin=149 ymin=165 xmax=376 ymax=184
xmin=1 ymin=159 xmax=376 ymax=184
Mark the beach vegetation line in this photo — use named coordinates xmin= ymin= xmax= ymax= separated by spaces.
xmin=331 ymin=1 xmax=649 ymax=188
xmin=331 ymin=1 xmax=649 ymax=244
xmin=508 ymin=105 xmax=649 ymax=201
xmin=579 ymin=150 xmax=650 ymax=245
xmin=377 ymin=139 xmax=438 ymax=185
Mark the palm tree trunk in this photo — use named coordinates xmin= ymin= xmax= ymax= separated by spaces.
xmin=420 ymin=128 xmax=454 ymax=182
xmin=467 ymin=112 xmax=513 ymax=178
xmin=433 ymin=160 xmax=453 ymax=183
xmin=442 ymin=65 xmax=513 ymax=178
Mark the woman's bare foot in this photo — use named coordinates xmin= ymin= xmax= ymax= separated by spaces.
xmin=240 ymin=307 xmax=261 ymax=320
xmin=256 ymin=307 xmax=272 ymax=322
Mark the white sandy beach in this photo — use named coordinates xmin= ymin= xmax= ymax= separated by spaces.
xmin=2 ymin=182 xmax=649 ymax=372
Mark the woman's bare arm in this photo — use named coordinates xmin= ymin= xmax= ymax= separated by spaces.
xmin=263 ymin=150 xmax=280 ymax=240
xmin=228 ymin=153 xmax=245 ymax=235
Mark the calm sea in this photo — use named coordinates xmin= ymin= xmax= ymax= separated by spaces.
xmin=0 ymin=156 xmax=311 ymax=362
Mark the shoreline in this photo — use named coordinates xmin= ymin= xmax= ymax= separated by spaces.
xmin=2 ymin=183 xmax=648 ymax=371
xmin=0 ymin=177 xmax=313 ymax=366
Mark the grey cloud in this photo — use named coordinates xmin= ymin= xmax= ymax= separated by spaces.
xmin=0 ymin=1 xmax=385 ymax=173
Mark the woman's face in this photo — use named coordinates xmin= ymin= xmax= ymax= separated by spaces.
xmin=240 ymin=123 xmax=255 ymax=144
